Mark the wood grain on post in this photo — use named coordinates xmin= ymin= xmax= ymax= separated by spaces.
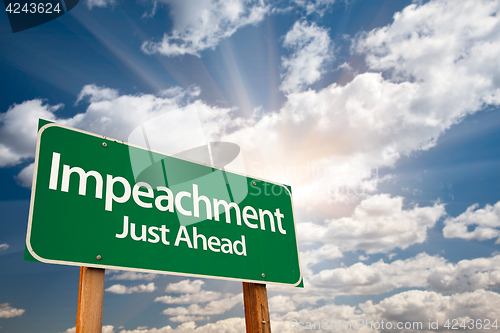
xmin=243 ymin=282 xmax=271 ymax=333
xmin=76 ymin=267 xmax=105 ymax=333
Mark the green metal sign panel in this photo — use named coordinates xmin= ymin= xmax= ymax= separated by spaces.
xmin=26 ymin=122 xmax=302 ymax=286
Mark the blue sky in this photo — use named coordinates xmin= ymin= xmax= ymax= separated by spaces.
xmin=2 ymin=0 xmax=500 ymax=332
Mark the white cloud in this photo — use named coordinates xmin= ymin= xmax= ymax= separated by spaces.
xmin=15 ymin=162 xmax=34 ymax=188
xmin=109 ymin=271 xmax=158 ymax=281
xmin=0 ymin=303 xmax=25 ymax=318
xmin=155 ymin=280 xmax=243 ymax=322
xmin=292 ymin=0 xmax=336 ymax=15
xmin=280 ymin=21 xmax=333 ymax=93
xmin=308 ymin=252 xmax=445 ymax=296
xmin=165 ymin=280 xmax=205 ymax=294
xmin=297 ymin=194 xmax=445 ymax=254
xmin=156 ymin=280 xmax=232 ymax=319
xmin=155 ymin=291 xmax=222 ymax=304
xmin=0 ymin=244 xmax=9 ymax=251
xmin=299 ymin=244 xmax=343 ymax=277
xmin=361 ymin=289 xmax=500 ymax=332
xmin=292 ymin=253 xmax=500 ymax=301
xmin=269 ymin=295 xmax=296 ymax=313
xmin=75 ymin=84 xmax=119 ymax=104
xmin=169 ymin=315 xmax=209 ymax=323
xmin=105 ymin=282 xmax=156 ymax=294
xmin=86 ymin=0 xmax=114 ymax=10
xmin=272 ymin=289 xmax=500 ymax=333
xmin=141 ymin=0 xmax=268 ymax=57
xmin=222 ymin=0 xmax=500 ymax=208
xmin=117 ymin=322 xmax=195 ymax=333
xmin=63 ymin=325 xmax=114 ymax=333
xmin=162 ymin=293 xmax=243 ymax=317
xmin=427 ymin=255 xmax=500 ymax=293
xmin=357 ymin=0 xmax=500 ymax=103
xmin=118 ymin=318 xmax=245 ymax=333
xmin=0 ymin=85 xmax=234 ymax=187
xmin=443 ymin=201 xmax=500 ymax=242
xmin=0 ymin=100 xmax=60 ymax=167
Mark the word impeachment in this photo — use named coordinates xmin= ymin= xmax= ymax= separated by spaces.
xmin=47 ymin=152 xmax=287 ymax=234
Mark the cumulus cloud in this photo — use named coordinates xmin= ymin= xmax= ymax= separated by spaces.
xmin=297 ymin=194 xmax=445 ymax=254
xmin=105 ymin=282 xmax=156 ymax=294
xmin=0 ymin=303 xmax=25 ymax=318
xmin=427 ymin=255 xmax=500 ymax=293
xmin=118 ymin=318 xmax=245 ymax=333
xmin=272 ymin=289 xmax=500 ymax=333
xmin=299 ymin=243 xmax=343 ymax=277
xmin=269 ymin=295 xmax=296 ymax=313
xmin=141 ymin=0 xmax=268 ymax=57
xmin=155 ymin=280 xmax=240 ymax=322
xmin=443 ymin=201 xmax=500 ymax=242
xmin=0 ymin=84 xmax=234 ymax=187
xmin=15 ymin=162 xmax=34 ymax=188
xmin=0 ymin=244 xmax=9 ymax=251
xmin=161 ymin=293 xmax=243 ymax=321
xmin=116 ymin=322 xmax=196 ymax=333
xmin=361 ymin=289 xmax=500 ymax=332
xmin=75 ymin=84 xmax=119 ymax=104
xmin=169 ymin=315 xmax=209 ymax=323
xmin=165 ymin=279 xmax=205 ymax=294
xmin=108 ymin=271 xmax=158 ymax=281
xmin=288 ymin=253 xmax=500 ymax=302
xmin=222 ymin=0 xmax=500 ymax=208
xmin=308 ymin=253 xmax=445 ymax=296
xmin=155 ymin=291 xmax=221 ymax=304
xmin=0 ymin=99 xmax=60 ymax=167
xmin=86 ymin=0 xmax=114 ymax=10
xmin=292 ymin=0 xmax=336 ymax=15
xmin=280 ymin=21 xmax=333 ymax=93
xmin=63 ymin=325 xmax=114 ymax=333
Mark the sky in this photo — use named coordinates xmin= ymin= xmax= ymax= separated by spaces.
xmin=2 ymin=0 xmax=500 ymax=332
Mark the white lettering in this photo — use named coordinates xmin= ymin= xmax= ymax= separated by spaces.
xmin=131 ymin=223 xmax=146 ymax=241
xmin=133 ymin=182 xmax=153 ymax=208
xmin=155 ymin=186 xmax=174 ymax=212
xmin=274 ymin=208 xmax=286 ymax=234
xmin=258 ymin=209 xmax=275 ymax=232
xmin=213 ymin=199 xmax=241 ymax=225
xmin=233 ymin=235 xmax=247 ymax=256
xmin=49 ymin=152 xmax=60 ymax=190
xmin=242 ymin=206 xmax=258 ymax=229
xmin=61 ymin=165 xmax=103 ymax=198
xmin=193 ymin=184 xmax=212 ymax=220
xmin=175 ymin=191 xmax=192 ymax=216
xmin=105 ymin=175 xmax=131 ymax=211
xmin=115 ymin=216 xmax=129 ymax=238
xmin=174 ymin=226 xmax=193 ymax=248
xmin=148 ymin=226 xmax=160 ymax=243
xmin=208 ymin=236 xmax=221 ymax=252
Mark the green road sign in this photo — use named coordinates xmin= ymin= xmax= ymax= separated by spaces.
xmin=26 ymin=121 xmax=302 ymax=286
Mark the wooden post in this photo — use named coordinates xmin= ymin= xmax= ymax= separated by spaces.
xmin=243 ymin=282 xmax=271 ymax=333
xmin=76 ymin=267 xmax=105 ymax=333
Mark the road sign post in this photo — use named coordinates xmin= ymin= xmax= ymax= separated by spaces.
xmin=243 ymin=282 xmax=271 ymax=333
xmin=76 ymin=267 xmax=105 ymax=333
